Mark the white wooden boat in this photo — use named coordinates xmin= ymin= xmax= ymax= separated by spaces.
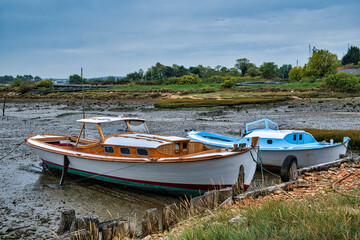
xmin=26 ymin=116 xmax=258 ymax=195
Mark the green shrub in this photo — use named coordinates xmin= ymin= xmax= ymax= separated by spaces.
xmin=198 ymin=86 xmax=216 ymax=93
xmin=177 ymin=74 xmax=202 ymax=85
xmin=301 ymin=76 xmax=318 ymax=83
xmin=10 ymin=78 xmax=23 ymax=88
xmin=36 ymin=79 xmax=54 ymax=88
xmin=289 ymin=67 xmax=303 ymax=81
xmin=17 ymin=80 xmax=35 ymax=94
xmin=322 ymin=72 xmax=360 ymax=93
xmin=220 ymin=80 xmax=235 ymax=89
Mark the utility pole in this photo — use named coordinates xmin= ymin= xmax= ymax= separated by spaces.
xmin=81 ymin=67 xmax=85 ymax=138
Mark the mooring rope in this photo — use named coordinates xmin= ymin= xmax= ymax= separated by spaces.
xmin=0 ymin=140 xmax=24 ymax=161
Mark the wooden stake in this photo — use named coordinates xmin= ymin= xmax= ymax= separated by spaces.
xmin=60 ymin=155 xmax=70 ymax=186
xmin=2 ymin=97 xmax=5 ymax=116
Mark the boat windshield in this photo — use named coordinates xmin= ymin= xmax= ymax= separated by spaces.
xmin=246 ymin=119 xmax=279 ymax=133
xmin=100 ymin=120 xmax=148 ymax=136
xmin=128 ymin=120 xmax=148 ymax=133
xmin=101 ymin=121 xmax=130 ymax=136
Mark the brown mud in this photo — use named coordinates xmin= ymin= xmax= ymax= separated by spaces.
xmin=0 ymin=98 xmax=360 ymax=239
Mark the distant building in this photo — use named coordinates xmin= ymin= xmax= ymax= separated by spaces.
xmin=53 ymin=79 xmax=68 ymax=85
xmin=337 ymin=68 xmax=360 ymax=74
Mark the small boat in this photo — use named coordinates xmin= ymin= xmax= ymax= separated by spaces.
xmin=26 ymin=116 xmax=258 ymax=195
xmin=187 ymin=119 xmax=350 ymax=180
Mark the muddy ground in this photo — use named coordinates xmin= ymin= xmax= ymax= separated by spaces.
xmin=0 ymin=98 xmax=360 ymax=239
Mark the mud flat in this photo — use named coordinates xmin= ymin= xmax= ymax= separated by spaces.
xmin=0 ymin=98 xmax=359 ymax=239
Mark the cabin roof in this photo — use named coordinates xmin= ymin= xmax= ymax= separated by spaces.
xmin=246 ymin=130 xmax=305 ymax=139
xmin=104 ymin=133 xmax=190 ymax=148
xmin=77 ymin=116 xmax=145 ymax=124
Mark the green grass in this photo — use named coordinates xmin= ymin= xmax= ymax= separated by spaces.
xmin=240 ymin=82 xmax=321 ymax=89
xmin=172 ymin=190 xmax=360 ymax=240
xmin=154 ymin=96 xmax=289 ymax=108
xmin=110 ymin=84 xmax=220 ymax=91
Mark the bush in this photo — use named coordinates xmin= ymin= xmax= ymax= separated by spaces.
xmin=10 ymin=78 xmax=23 ymax=88
xmin=198 ymin=86 xmax=216 ymax=93
xmin=289 ymin=67 xmax=303 ymax=81
xmin=36 ymin=79 xmax=54 ymax=88
xmin=177 ymin=74 xmax=202 ymax=85
xmin=322 ymin=72 xmax=360 ymax=93
xmin=301 ymin=76 xmax=318 ymax=83
xmin=220 ymin=80 xmax=235 ymax=89
xmin=17 ymin=80 xmax=35 ymax=94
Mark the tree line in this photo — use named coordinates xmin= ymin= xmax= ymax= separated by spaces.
xmin=1 ymin=45 xmax=360 ymax=93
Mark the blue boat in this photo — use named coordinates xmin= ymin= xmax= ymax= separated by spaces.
xmin=187 ymin=119 xmax=350 ymax=180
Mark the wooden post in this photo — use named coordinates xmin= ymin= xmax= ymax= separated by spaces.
xmin=2 ymin=97 xmax=5 ymax=116
xmin=141 ymin=208 xmax=159 ymax=237
xmin=232 ymin=165 xmax=245 ymax=198
xmin=57 ymin=209 xmax=76 ymax=235
xmin=59 ymin=156 xmax=70 ymax=186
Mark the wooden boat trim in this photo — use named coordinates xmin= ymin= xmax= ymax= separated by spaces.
xmin=26 ymin=136 xmax=248 ymax=163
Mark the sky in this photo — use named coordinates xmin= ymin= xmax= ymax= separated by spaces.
xmin=1 ymin=0 xmax=360 ymax=79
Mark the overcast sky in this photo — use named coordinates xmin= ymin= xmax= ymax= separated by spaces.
xmin=1 ymin=0 xmax=359 ymax=78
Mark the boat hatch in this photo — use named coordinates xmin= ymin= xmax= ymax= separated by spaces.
xmin=174 ymin=141 xmax=189 ymax=154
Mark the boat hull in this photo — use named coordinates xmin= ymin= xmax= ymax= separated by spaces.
xmin=31 ymin=147 xmax=257 ymax=195
xmin=259 ymin=142 xmax=348 ymax=169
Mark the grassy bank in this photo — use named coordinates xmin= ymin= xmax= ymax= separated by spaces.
xmin=154 ymin=96 xmax=289 ymax=108
xmin=172 ymin=190 xmax=360 ymax=240
xmin=303 ymin=129 xmax=360 ymax=150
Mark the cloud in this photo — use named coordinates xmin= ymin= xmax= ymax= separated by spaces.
xmin=0 ymin=0 xmax=359 ymax=77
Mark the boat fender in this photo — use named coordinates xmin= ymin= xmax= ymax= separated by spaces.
xmin=150 ymin=158 xmax=158 ymax=162
xmin=280 ymin=155 xmax=298 ymax=182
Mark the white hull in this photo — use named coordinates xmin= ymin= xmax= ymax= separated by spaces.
xmin=260 ymin=142 xmax=348 ymax=169
xmin=31 ymin=147 xmax=257 ymax=194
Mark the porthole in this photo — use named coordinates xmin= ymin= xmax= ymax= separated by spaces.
xmin=120 ymin=147 xmax=131 ymax=155
xmin=136 ymin=148 xmax=149 ymax=157
xmin=299 ymin=134 xmax=303 ymax=140
xmin=105 ymin=146 xmax=114 ymax=154
xmin=293 ymin=135 xmax=297 ymax=141
xmin=267 ymin=139 xmax=273 ymax=144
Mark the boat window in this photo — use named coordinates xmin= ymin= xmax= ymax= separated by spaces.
xmin=183 ymin=142 xmax=187 ymax=149
xmin=299 ymin=134 xmax=302 ymax=140
xmin=101 ymin=121 xmax=129 ymax=136
xmin=120 ymin=147 xmax=131 ymax=155
xmin=129 ymin=120 xmax=148 ymax=133
xmin=136 ymin=148 xmax=149 ymax=157
xmin=83 ymin=124 xmax=102 ymax=141
xmin=175 ymin=143 xmax=180 ymax=150
xmin=267 ymin=139 xmax=273 ymax=144
xmin=293 ymin=134 xmax=297 ymax=141
xmin=105 ymin=146 xmax=114 ymax=154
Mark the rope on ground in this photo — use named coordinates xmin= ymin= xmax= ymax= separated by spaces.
xmin=0 ymin=140 xmax=24 ymax=161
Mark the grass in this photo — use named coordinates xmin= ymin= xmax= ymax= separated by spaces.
xmin=240 ymin=82 xmax=321 ymax=89
xmin=171 ymin=190 xmax=360 ymax=240
xmin=302 ymin=129 xmax=360 ymax=150
xmin=154 ymin=96 xmax=289 ymax=108
xmin=110 ymin=83 xmax=220 ymax=91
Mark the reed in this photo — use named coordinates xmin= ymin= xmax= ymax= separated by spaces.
xmin=302 ymin=129 xmax=360 ymax=150
xmin=171 ymin=190 xmax=360 ymax=240
xmin=154 ymin=97 xmax=288 ymax=109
